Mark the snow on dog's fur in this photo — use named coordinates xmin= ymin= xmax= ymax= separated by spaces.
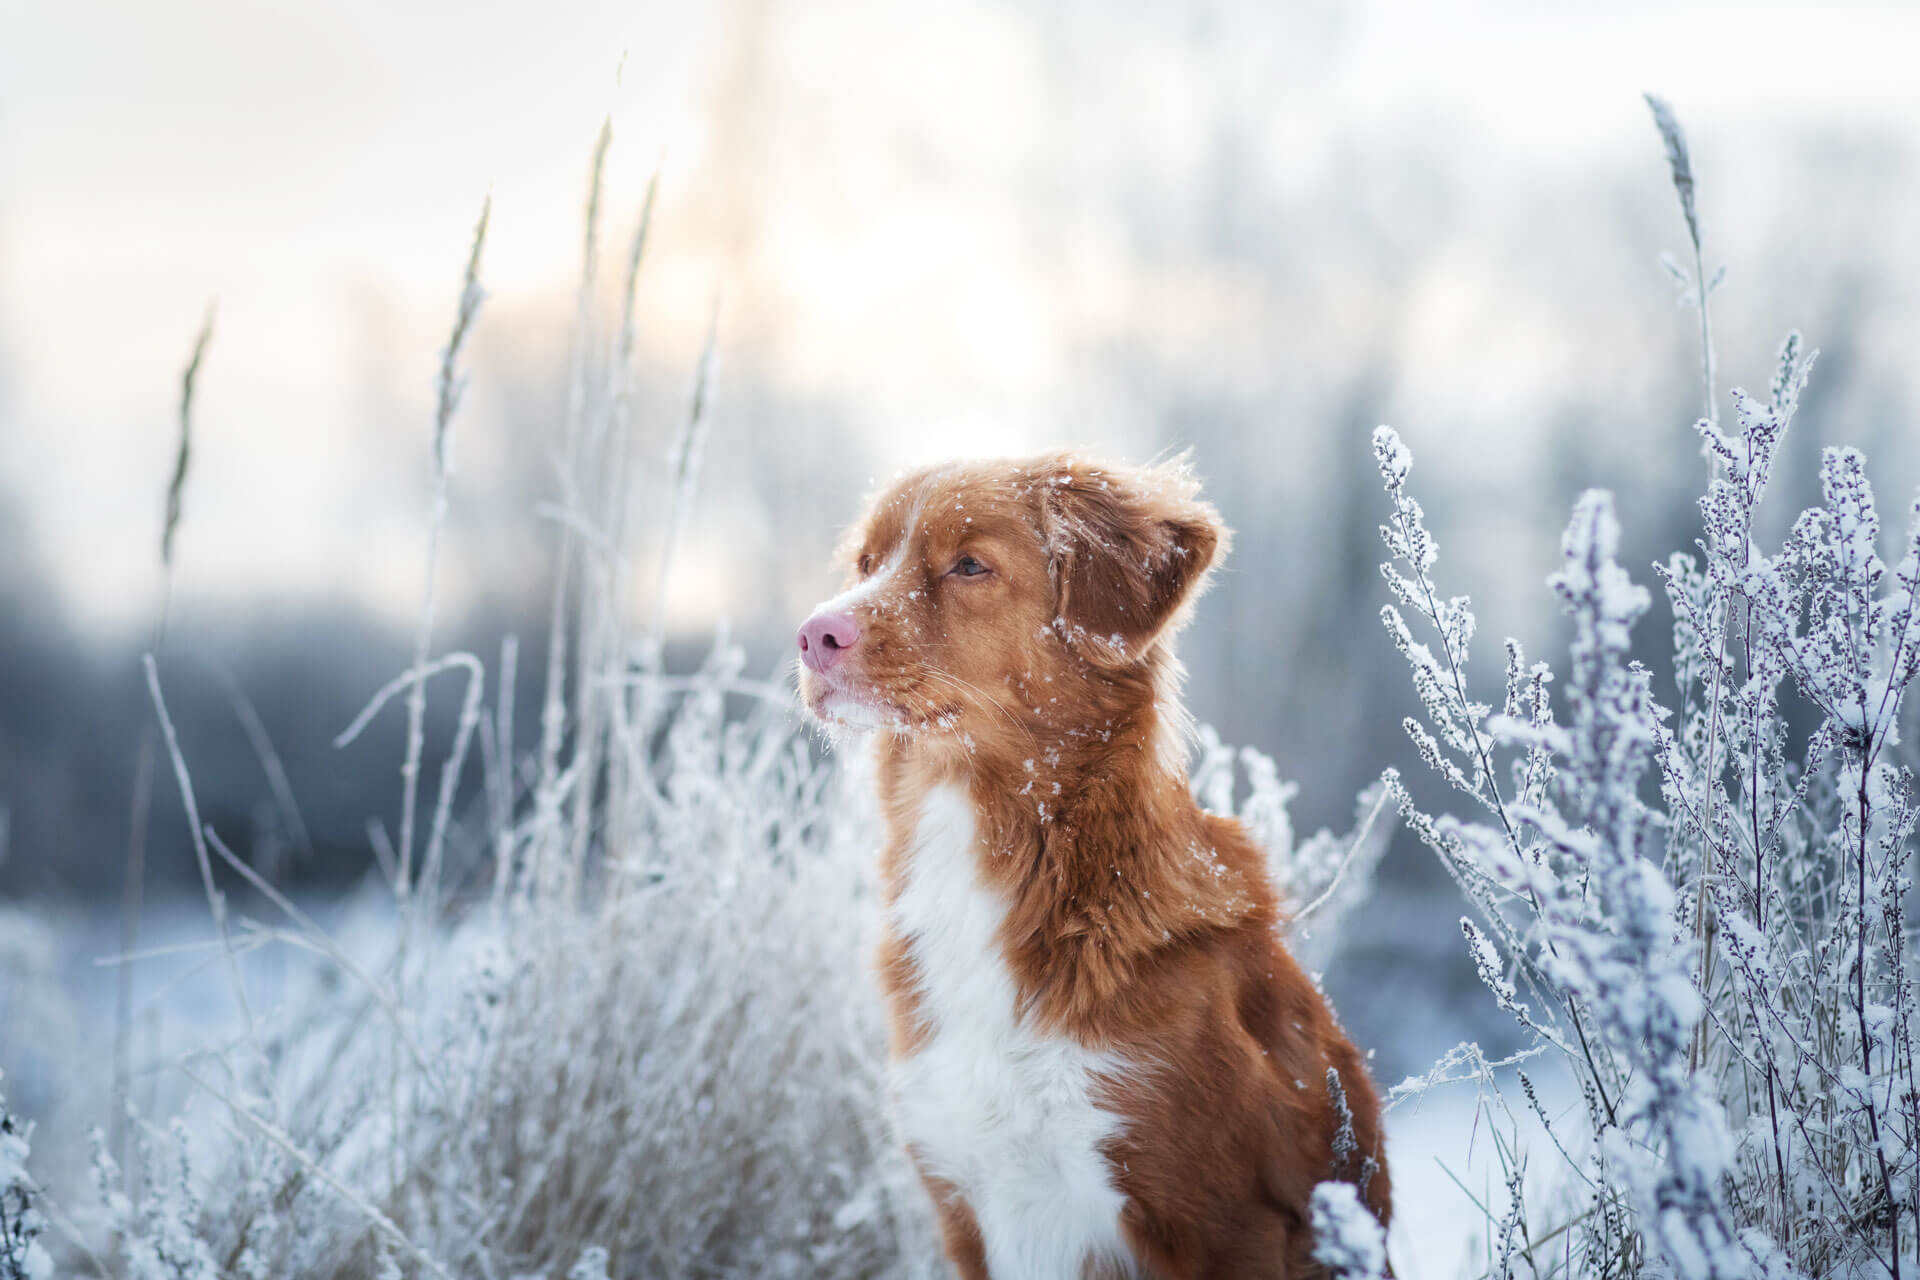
xmin=797 ymin=454 xmax=1390 ymax=1278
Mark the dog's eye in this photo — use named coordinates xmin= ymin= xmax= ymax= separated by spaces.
xmin=950 ymin=555 xmax=990 ymax=578
xmin=858 ymin=553 xmax=874 ymax=577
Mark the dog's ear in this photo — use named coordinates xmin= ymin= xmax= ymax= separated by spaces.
xmin=1041 ymin=456 xmax=1226 ymax=663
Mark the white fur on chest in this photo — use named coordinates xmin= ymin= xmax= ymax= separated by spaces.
xmin=888 ymin=782 xmax=1135 ymax=1279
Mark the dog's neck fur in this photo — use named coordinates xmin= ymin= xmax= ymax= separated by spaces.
xmin=876 ymin=645 xmax=1269 ymax=1040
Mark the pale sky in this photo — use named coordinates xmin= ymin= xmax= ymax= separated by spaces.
xmin=3 ymin=0 xmax=1917 ymax=636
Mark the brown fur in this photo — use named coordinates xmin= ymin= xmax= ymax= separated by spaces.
xmin=799 ymin=454 xmax=1390 ymax=1278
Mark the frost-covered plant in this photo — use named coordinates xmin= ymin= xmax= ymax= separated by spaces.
xmin=1191 ymin=727 xmax=1394 ymax=966
xmin=1310 ymin=1180 xmax=1388 ymax=1280
xmin=1377 ymin=98 xmax=1920 ymax=1280
xmin=86 ymin=131 xmax=948 ymax=1280
xmin=2 ymin=1074 xmax=53 ymax=1280
xmin=91 ymin=1123 xmax=220 ymax=1280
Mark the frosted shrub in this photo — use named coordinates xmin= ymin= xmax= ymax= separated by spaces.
xmin=1310 ymin=1180 xmax=1388 ymax=1280
xmin=1375 ymin=99 xmax=1920 ymax=1278
xmin=108 ymin=642 xmax=1369 ymax=1278
xmin=1191 ymin=727 xmax=1394 ymax=967
xmin=91 ymin=1123 xmax=220 ymax=1280
xmin=2 ymin=1075 xmax=53 ymax=1280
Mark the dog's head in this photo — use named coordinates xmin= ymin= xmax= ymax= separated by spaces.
xmin=796 ymin=453 xmax=1226 ymax=757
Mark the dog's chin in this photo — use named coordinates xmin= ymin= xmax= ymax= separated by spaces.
xmin=803 ymin=680 xmax=910 ymax=736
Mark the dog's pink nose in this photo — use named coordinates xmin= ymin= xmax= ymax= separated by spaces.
xmin=798 ymin=611 xmax=861 ymax=673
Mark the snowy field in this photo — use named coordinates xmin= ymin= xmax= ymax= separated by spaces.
xmin=4 ymin=890 xmax=1536 ymax=1280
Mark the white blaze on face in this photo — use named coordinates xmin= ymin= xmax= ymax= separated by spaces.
xmin=813 ymin=547 xmax=908 ymax=620
xmin=888 ymin=783 xmax=1137 ymax=1278
xmin=815 ymin=481 xmax=936 ymax=624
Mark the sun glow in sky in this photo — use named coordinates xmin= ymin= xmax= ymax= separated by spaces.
xmin=2 ymin=0 xmax=1917 ymax=636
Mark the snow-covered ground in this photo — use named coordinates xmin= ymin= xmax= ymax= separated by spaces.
xmin=1 ymin=892 xmax=1531 ymax=1276
xmin=1386 ymin=1075 xmax=1564 ymax=1280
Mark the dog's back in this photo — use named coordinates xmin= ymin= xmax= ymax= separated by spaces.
xmin=799 ymin=454 xmax=1389 ymax=1278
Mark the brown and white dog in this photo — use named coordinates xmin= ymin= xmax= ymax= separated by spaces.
xmin=796 ymin=454 xmax=1389 ymax=1279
